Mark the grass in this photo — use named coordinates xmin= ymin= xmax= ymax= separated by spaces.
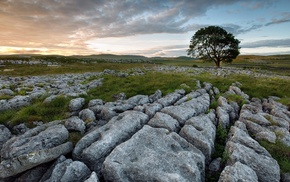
xmin=86 ymin=72 xmax=197 ymax=102
xmin=260 ymin=140 xmax=290 ymax=173
xmin=0 ymin=96 xmax=71 ymax=127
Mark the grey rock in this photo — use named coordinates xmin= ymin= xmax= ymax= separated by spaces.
xmin=8 ymin=95 xmax=31 ymax=109
xmin=73 ymin=111 xmax=149 ymax=173
xmin=43 ymin=95 xmax=58 ymax=104
xmin=0 ymin=100 xmax=11 ymax=112
xmin=43 ymin=158 xmax=91 ymax=182
xmin=209 ymin=158 xmax=222 ymax=172
xmin=144 ymin=103 xmax=163 ymax=118
xmin=0 ymin=125 xmax=11 ymax=151
xmin=12 ymin=123 xmax=29 ymax=135
xmin=0 ymin=89 xmax=14 ymax=96
xmin=174 ymin=90 xmax=202 ymax=105
xmin=88 ymin=99 xmax=104 ymax=108
xmin=217 ymin=106 xmax=230 ymax=128
xmin=0 ymin=142 xmax=73 ymax=178
xmin=161 ymin=105 xmax=196 ymax=126
xmin=84 ymin=172 xmax=99 ymax=182
xmin=157 ymin=89 xmax=184 ymax=107
xmin=86 ymin=78 xmax=103 ymax=89
xmin=148 ymin=112 xmax=180 ymax=132
xmin=179 ymin=93 xmax=210 ymax=115
xmin=225 ymin=126 xmax=280 ymax=182
xmin=79 ymin=109 xmax=96 ymax=123
xmin=179 ymin=111 xmax=216 ymax=163
xmin=113 ymin=92 xmax=126 ymax=101
xmin=203 ymin=82 xmax=212 ymax=92
xmin=65 ymin=116 xmax=86 ymax=134
xmin=228 ymin=86 xmax=249 ymax=100
xmin=14 ymin=163 xmax=50 ymax=182
xmin=102 ymin=125 xmax=205 ymax=182
xmin=148 ymin=90 xmax=162 ymax=103
xmin=69 ymin=98 xmax=85 ymax=112
xmin=126 ymin=95 xmax=149 ymax=106
xmin=219 ymin=162 xmax=258 ymax=182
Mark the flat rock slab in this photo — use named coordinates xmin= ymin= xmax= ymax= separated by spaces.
xmin=102 ymin=125 xmax=205 ymax=182
xmin=73 ymin=111 xmax=149 ymax=173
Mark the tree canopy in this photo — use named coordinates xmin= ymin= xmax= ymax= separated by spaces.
xmin=187 ymin=26 xmax=240 ymax=67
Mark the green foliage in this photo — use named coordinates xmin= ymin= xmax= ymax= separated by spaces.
xmin=260 ymin=140 xmax=290 ymax=173
xmin=212 ymin=125 xmax=228 ymax=159
xmin=225 ymin=94 xmax=247 ymax=107
xmin=187 ymin=26 xmax=240 ymax=67
xmin=87 ymin=72 xmax=196 ymax=102
xmin=3 ymin=96 xmax=70 ymax=127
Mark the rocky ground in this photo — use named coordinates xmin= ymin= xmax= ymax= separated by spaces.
xmin=1 ymin=66 xmax=290 ymax=181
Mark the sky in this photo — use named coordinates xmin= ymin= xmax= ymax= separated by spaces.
xmin=0 ymin=0 xmax=290 ymax=57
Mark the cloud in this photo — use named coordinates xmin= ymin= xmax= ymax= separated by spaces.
xmin=241 ymin=39 xmax=290 ymax=48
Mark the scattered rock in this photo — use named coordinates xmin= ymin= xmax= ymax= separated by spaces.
xmin=0 ymin=124 xmax=11 ymax=151
xmin=148 ymin=112 xmax=180 ymax=132
xmin=65 ymin=116 xmax=86 ymax=134
xmin=69 ymin=98 xmax=85 ymax=112
xmin=102 ymin=125 xmax=205 ymax=182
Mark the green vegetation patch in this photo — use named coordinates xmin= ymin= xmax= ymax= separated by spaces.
xmin=87 ymin=72 xmax=197 ymax=102
xmin=260 ymin=140 xmax=290 ymax=173
xmin=0 ymin=96 xmax=71 ymax=127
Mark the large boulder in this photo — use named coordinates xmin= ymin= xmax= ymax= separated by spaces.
xmin=0 ymin=124 xmax=73 ymax=178
xmin=218 ymin=161 xmax=258 ymax=182
xmin=224 ymin=126 xmax=280 ymax=182
xmin=179 ymin=111 xmax=216 ymax=164
xmin=73 ymin=111 xmax=149 ymax=173
xmin=102 ymin=125 xmax=205 ymax=182
xmin=8 ymin=95 xmax=31 ymax=109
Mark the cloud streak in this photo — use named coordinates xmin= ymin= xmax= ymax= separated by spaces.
xmin=0 ymin=0 xmax=289 ymax=56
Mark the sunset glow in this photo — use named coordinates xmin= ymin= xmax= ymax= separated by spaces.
xmin=0 ymin=0 xmax=289 ymax=57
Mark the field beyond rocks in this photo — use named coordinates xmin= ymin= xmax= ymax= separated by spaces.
xmin=1 ymin=56 xmax=290 ymax=181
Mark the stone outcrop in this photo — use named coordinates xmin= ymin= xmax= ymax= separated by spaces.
xmin=1 ymin=74 xmax=288 ymax=181
xmin=102 ymin=125 xmax=205 ymax=182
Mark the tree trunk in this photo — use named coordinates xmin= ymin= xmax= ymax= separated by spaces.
xmin=216 ymin=60 xmax=220 ymax=68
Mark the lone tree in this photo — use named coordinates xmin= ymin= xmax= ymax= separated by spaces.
xmin=187 ymin=26 xmax=240 ymax=67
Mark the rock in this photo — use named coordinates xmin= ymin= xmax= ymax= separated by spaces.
xmin=161 ymin=105 xmax=196 ymax=126
xmin=86 ymin=78 xmax=103 ymax=89
xmin=0 ymin=89 xmax=14 ymax=96
xmin=209 ymin=158 xmax=222 ymax=172
xmin=217 ymin=106 xmax=230 ymax=128
xmin=0 ymin=124 xmax=73 ymax=178
xmin=228 ymin=86 xmax=249 ymax=100
xmin=0 ymin=99 xmax=11 ymax=112
xmin=148 ymin=112 xmax=180 ymax=132
xmin=203 ymin=82 xmax=212 ymax=92
xmin=157 ymin=89 xmax=184 ymax=107
xmin=88 ymin=99 xmax=103 ymax=108
xmin=12 ymin=123 xmax=29 ymax=135
xmin=73 ymin=111 xmax=149 ymax=173
xmin=69 ymin=98 xmax=85 ymax=112
xmin=148 ymin=90 xmax=162 ymax=103
xmin=0 ymin=125 xmax=11 ymax=151
xmin=179 ymin=93 xmax=210 ymax=115
xmin=225 ymin=126 xmax=280 ymax=182
xmin=144 ymin=103 xmax=163 ymax=118
xmin=0 ymin=142 xmax=73 ymax=179
xmin=218 ymin=161 xmax=258 ymax=182
xmin=43 ymin=95 xmax=58 ymax=104
xmin=79 ymin=109 xmax=96 ymax=123
xmin=126 ymin=95 xmax=149 ymax=106
xmin=179 ymin=111 xmax=216 ymax=163
xmin=102 ymin=125 xmax=205 ymax=182
xmin=113 ymin=92 xmax=126 ymax=101
xmin=84 ymin=171 xmax=99 ymax=182
xmin=41 ymin=158 xmax=91 ymax=182
xmin=14 ymin=163 xmax=50 ymax=182
xmin=8 ymin=95 xmax=31 ymax=109
xmin=174 ymin=90 xmax=202 ymax=105
xmin=65 ymin=116 xmax=86 ymax=134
